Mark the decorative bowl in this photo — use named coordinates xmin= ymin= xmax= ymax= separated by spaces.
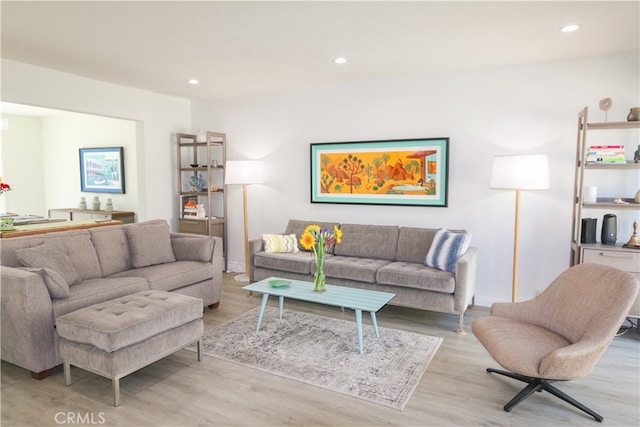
xmin=0 ymin=217 xmax=15 ymax=231
xmin=190 ymin=163 xmax=199 ymax=168
xmin=268 ymin=279 xmax=291 ymax=288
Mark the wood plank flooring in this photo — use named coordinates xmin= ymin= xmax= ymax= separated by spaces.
xmin=2 ymin=273 xmax=639 ymax=426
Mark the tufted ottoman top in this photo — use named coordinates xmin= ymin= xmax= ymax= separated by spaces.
xmin=56 ymin=290 xmax=203 ymax=352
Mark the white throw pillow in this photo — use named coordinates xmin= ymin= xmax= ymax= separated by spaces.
xmin=425 ymin=229 xmax=471 ymax=272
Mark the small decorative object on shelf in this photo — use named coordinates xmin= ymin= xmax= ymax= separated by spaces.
xmin=189 ymin=172 xmax=207 ymax=192
xmin=634 ymin=145 xmax=640 ymax=163
xmin=78 ymin=196 xmax=87 ymax=210
xmin=598 ymin=97 xmax=612 ymax=122
xmin=627 ymin=107 xmax=640 ymax=122
xmin=300 ymin=224 xmax=343 ymax=293
xmin=623 ymin=221 xmax=640 ymax=249
xmin=105 ymin=198 xmax=113 ymax=211
xmin=92 ymin=196 xmax=101 ymax=210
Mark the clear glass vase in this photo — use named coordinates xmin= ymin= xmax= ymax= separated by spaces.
xmin=314 ymin=252 xmax=326 ymax=293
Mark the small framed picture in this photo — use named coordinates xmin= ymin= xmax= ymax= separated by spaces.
xmin=79 ymin=147 xmax=125 ymax=193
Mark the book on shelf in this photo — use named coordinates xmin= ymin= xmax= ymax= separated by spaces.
xmin=586 ymin=145 xmax=626 ymax=164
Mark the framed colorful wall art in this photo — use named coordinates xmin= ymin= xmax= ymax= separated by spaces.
xmin=79 ymin=147 xmax=126 ymax=193
xmin=310 ymin=138 xmax=449 ymax=206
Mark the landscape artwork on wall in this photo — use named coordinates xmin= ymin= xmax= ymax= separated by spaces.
xmin=79 ymin=147 xmax=126 ymax=193
xmin=310 ymin=138 xmax=449 ymax=206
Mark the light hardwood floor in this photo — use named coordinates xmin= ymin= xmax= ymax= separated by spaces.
xmin=2 ymin=273 xmax=639 ymax=427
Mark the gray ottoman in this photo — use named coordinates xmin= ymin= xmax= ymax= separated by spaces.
xmin=56 ymin=290 xmax=203 ymax=406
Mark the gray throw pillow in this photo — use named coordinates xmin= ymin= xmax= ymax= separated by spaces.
xmin=19 ymin=267 xmax=70 ymax=299
xmin=16 ymin=243 xmax=81 ymax=286
xmin=172 ymin=236 xmax=214 ymax=262
xmin=126 ymin=222 xmax=176 ymax=268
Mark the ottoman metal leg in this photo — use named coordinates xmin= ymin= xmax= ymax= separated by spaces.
xmin=197 ymin=340 xmax=202 ymax=362
xmin=113 ymin=376 xmax=121 ymax=407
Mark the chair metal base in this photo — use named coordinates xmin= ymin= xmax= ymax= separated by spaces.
xmin=487 ymin=368 xmax=604 ymax=422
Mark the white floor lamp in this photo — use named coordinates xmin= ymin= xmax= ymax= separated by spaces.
xmin=225 ymin=160 xmax=263 ymax=282
xmin=490 ymin=154 xmax=550 ymax=302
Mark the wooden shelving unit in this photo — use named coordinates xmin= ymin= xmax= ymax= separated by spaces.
xmin=176 ymin=132 xmax=227 ymax=255
xmin=570 ymin=107 xmax=640 ymax=318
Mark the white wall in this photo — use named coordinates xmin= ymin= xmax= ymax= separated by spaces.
xmin=1 ymin=59 xmax=192 ymax=226
xmin=0 ymin=114 xmax=45 ymax=215
xmin=192 ymin=51 xmax=640 ymax=306
xmin=41 ymin=114 xmax=138 ymax=213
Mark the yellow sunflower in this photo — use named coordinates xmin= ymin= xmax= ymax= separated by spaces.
xmin=304 ymin=224 xmax=320 ymax=235
xmin=334 ymin=225 xmax=343 ymax=244
xmin=300 ymin=231 xmax=317 ymax=251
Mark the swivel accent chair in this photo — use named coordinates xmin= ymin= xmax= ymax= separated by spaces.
xmin=472 ymin=263 xmax=639 ymax=422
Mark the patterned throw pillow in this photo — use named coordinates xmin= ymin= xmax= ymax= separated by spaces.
xmin=263 ymin=234 xmax=300 ymax=253
xmin=425 ymin=228 xmax=472 ymax=272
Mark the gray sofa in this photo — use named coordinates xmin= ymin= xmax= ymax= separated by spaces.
xmin=249 ymin=219 xmax=478 ymax=333
xmin=0 ymin=219 xmax=222 ymax=379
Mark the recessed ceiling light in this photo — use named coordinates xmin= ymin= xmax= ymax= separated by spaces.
xmin=334 ymin=57 xmax=347 ymax=64
xmin=561 ymin=24 xmax=580 ymax=33
xmin=188 ymin=79 xmax=199 ymax=85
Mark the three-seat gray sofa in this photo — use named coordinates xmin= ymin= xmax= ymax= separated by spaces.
xmin=0 ymin=219 xmax=222 ymax=379
xmin=249 ymin=219 xmax=478 ymax=333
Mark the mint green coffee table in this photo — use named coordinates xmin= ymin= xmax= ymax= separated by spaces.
xmin=243 ymin=277 xmax=395 ymax=354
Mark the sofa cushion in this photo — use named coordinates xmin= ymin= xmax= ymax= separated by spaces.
xmin=16 ymin=242 xmax=82 ymax=286
xmin=126 ymin=221 xmax=176 ymax=268
xmin=52 ymin=276 xmax=150 ymax=319
xmin=171 ymin=235 xmax=214 ymax=262
xmin=50 ymin=231 xmax=103 ymax=281
xmin=18 ymin=267 xmax=70 ymax=299
xmin=333 ymin=224 xmax=399 ymax=261
xmin=109 ymin=260 xmax=213 ymax=292
xmin=376 ymin=261 xmax=456 ymax=293
xmin=395 ymin=227 xmax=438 ymax=263
xmin=254 ymin=252 xmax=314 ymax=275
xmin=425 ymin=228 xmax=471 ymax=272
xmin=323 ymin=256 xmax=392 ymax=284
xmin=89 ymin=226 xmax=132 ymax=276
xmin=262 ymin=234 xmax=300 ymax=253
xmin=284 ymin=219 xmax=341 ymax=253
xmin=0 ymin=235 xmax=48 ymax=267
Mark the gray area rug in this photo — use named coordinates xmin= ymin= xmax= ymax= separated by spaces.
xmin=187 ymin=306 xmax=442 ymax=410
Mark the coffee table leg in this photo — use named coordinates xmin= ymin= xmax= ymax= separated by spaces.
xmin=256 ymin=293 xmax=269 ymax=331
xmin=370 ymin=311 xmax=380 ymax=338
xmin=278 ymin=296 xmax=284 ymax=319
xmin=355 ymin=309 xmax=364 ymax=354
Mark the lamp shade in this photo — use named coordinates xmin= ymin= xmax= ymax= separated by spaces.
xmin=225 ymin=160 xmax=263 ymax=185
xmin=490 ymin=154 xmax=550 ymax=190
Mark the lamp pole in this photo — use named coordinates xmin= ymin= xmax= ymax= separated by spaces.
xmin=512 ymin=188 xmax=521 ymax=302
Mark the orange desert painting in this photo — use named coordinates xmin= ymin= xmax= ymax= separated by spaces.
xmin=311 ymin=138 xmax=449 ymax=206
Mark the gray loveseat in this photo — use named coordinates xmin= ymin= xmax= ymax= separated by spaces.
xmin=0 ymin=219 xmax=222 ymax=379
xmin=249 ymin=219 xmax=478 ymax=333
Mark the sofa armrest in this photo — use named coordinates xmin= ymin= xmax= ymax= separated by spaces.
xmin=170 ymin=233 xmax=223 ymax=304
xmin=171 ymin=233 xmax=215 ymax=262
xmin=453 ymin=246 xmax=478 ymax=312
xmin=248 ymin=237 xmax=265 ymax=282
xmin=0 ymin=266 xmax=58 ymax=373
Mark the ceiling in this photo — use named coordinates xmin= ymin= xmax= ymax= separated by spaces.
xmin=1 ymin=1 xmax=639 ymax=101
